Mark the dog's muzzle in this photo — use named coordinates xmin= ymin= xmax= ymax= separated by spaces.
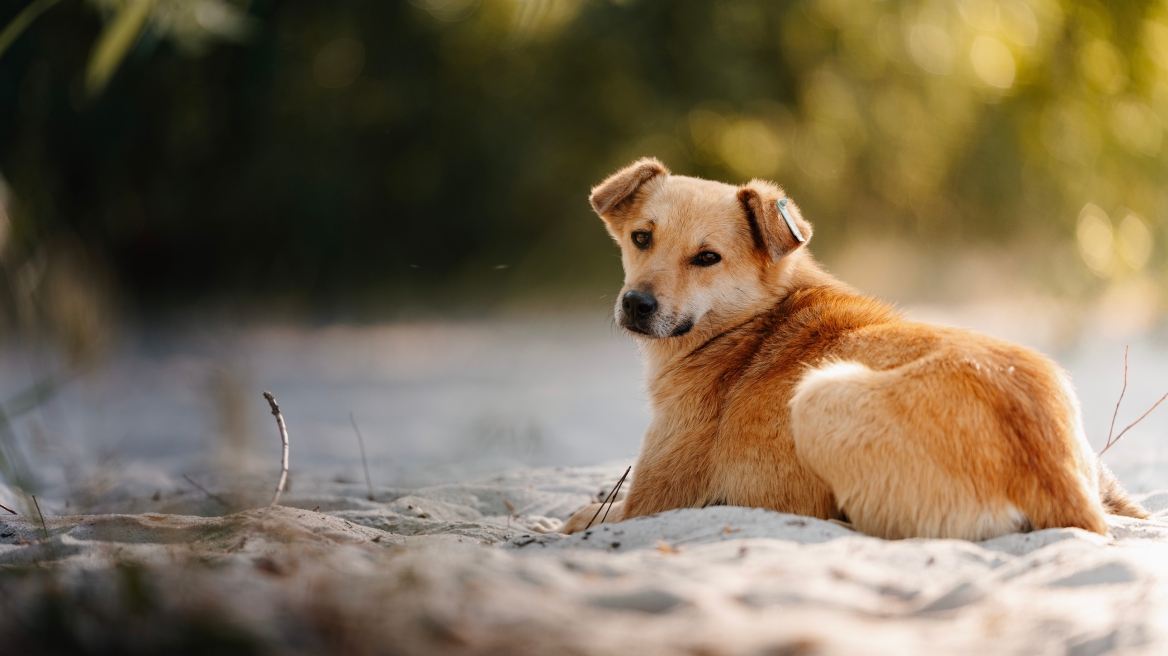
xmin=619 ymin=290 xmax=658 ymax=334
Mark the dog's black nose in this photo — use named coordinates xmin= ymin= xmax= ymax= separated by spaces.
xmin=622 ymin=290 xmax=658 ymax=318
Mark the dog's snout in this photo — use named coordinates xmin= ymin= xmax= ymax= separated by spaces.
xmin=622 ymin=290 xmax=658 ymax=318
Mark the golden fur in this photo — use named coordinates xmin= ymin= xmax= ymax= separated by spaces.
xmin=563 ymin=157 xmax=1147 ymax=540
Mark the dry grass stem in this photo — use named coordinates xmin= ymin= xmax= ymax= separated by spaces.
xmin=1101 ymin=392 xmax=1168 ymax=456
xmin=601 ymin=468 xmax=629 ymax=524
xmin=31 ymin=494 xmax=48 ymax=539
xmin=1100 ymin=346 xmax=1168 ymax=456
xmin=182 ymin=474 xmax=230 ymax=509
xmin=502 ymin=497 xmax=518 ymax=528
xmin=585 ymin=466 xmax=631 ymax=531
xmin=1103 ymin=346 xmax=1130 ymax=454
xmin=0 ymin=501 xmax=16 ymax=515
xmin=263 ymin=391 xmax=290 ymax=507
xmin=349 ymin=412 xmax=375 ymax=502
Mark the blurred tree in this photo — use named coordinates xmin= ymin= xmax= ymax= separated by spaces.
xmin=0 ymin=0 xmax=1166 ymax=312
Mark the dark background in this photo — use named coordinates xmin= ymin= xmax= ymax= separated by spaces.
xmin=1 ymin=0 xmax=1165 ymax=318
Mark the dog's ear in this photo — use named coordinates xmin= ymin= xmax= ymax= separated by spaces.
xmin=737 ymin=180 xmax=813 ymax=262
xmin=589 ymin=158 xmax=670 ymax=224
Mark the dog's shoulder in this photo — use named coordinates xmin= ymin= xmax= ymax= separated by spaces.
xmin=757 ymin=284 xmax=899 ymax=342
xmin=685 ymin=284 xmax=900 ymax=384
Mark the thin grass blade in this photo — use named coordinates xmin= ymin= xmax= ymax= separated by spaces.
xmin=85 ymin=0 xmax=159 ymax=96
xmin=0 ymin=0 xmax=64 ymax=60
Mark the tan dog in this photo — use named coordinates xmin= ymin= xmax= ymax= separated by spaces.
xmin=563 ymin=157 xmax=1147 ymax=541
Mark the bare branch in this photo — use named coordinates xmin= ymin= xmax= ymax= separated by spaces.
xmin=1103 ymin=345 xmax=1129 ymax=453
xmin=349 ymin=412 xmax=375 ymax=501
xmin=263 ymin=391 xmax=290 ymax=507
xmin=1101 ymin=390 xmax=1168 ymax=456
xmin=1100 ymin=346 xmax=1168 ymax=457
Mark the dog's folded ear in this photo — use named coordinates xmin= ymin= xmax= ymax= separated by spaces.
xmin=737 ymin=180 xmax=813 ymax=262
xmin=589 ymin=158 xmax=670 ymax=223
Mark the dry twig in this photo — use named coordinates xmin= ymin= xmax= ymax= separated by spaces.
xmin=349 ymin=412 xmax=375 ymax=502
xmin=585 ymin=466 xmax=631 ymax=531
xmin=31 ymin=495 xmax=48 ymax=540
xmin=0 ymin=501 xmax=16 ymax=515
xmin=1103 ymin=346 xmax=1130 ymax=454
xmin=263 ymin=391 xmax=290 ymax=507
xmin=1100 ymin=346 xmax=1168 ymax=456
xmin=601 ymin=470 xmax=629 ymax=524
xmin=182 ymin=474 xmax=230 ymax=509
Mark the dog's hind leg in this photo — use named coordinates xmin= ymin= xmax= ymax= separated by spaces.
xmin=789 ymin=358 xmax=1108 ymax=540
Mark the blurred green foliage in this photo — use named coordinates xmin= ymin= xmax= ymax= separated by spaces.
xmin=1 ymin=0 xmax=1167 ymax=311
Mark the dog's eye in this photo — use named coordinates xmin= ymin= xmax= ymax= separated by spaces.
xmin=631 ymin=231 xmax=652 ymax=249
xmin=693 ymin=251 xmax=721 ymax=267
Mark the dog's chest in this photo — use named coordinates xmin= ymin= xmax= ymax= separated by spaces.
xmin=643 ymin=330 xmax=819 ymax=508
xmin=644 ymin=305 xmax=878 ymax=511
xmin=631 ymin=290 xmax=907 ymax=516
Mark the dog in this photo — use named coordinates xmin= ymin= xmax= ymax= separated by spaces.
xmin=562 ymin=157 xmax=1148 ymax=540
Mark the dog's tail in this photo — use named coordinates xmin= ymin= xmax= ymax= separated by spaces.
xmin=1098 ymin=462 xmax=1149 ymax=519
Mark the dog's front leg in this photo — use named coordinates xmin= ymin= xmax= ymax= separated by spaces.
xmin=561 ymin=469 xmax=706 ymax=534
xmin=563 ymin=499 xmax=626 ymax=534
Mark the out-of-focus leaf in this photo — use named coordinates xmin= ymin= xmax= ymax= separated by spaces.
xmin=0 ymin=0 xmax=64 ymax=60
xmin=85 ymin=0 xmax=159 ymax=96
xmin=189 ymin=0 xmax=254 ymax=41
xmin=151 ymin=0 xmax=257 ymax=56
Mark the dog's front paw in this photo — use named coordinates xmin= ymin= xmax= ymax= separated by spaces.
xmin=524 ymin=516 xmax=564 ymax=534
xmin=562 ymin=503 xmax=603 ymax=534
xmin=562 ymin=500 xmax=625 ymax=534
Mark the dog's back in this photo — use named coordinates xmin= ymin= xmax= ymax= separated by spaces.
xmin=787 ymin=288 xmax=1121 ymax=539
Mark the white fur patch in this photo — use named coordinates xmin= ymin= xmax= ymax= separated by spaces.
xmin=790 ymin=361 xmax=874 ymax=408
xmin=969 ymin=502 xmax=1030 ymax=540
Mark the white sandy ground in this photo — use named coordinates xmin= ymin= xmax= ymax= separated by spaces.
xmin=5 ymin=308 xmax=1168 ymax=495
xmin=2 ymin=465 xmax=1168 ymax=655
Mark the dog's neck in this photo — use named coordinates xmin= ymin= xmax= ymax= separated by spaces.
xmin=635 ymin=249 xmax=844 ymax=383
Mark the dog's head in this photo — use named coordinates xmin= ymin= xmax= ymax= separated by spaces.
xmin=590 ymin=157 xmax=813 ymax=339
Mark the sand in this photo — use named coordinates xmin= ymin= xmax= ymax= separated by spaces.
xmin=1 ymin=464 xmax=1167 ymax=655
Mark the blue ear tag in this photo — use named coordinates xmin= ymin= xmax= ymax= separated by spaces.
xmin=777 ymin=199 xmax=805 ymax=243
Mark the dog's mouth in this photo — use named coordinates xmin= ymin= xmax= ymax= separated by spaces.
xmin=619 ymin=315 xmax=695 ymax=339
